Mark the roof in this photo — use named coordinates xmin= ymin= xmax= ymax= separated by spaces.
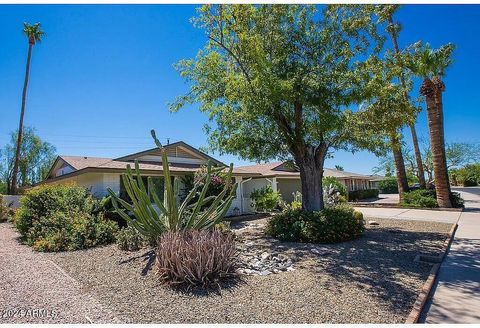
xmin=114 ymin=141 xmax=225 ymax=167
xmin=235 ymin=162 xmax=376 ymax=180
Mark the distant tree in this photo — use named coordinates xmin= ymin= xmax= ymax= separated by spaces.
xmin=334 ymin=165 xmax=344 ymax=171
xmin=1 ymin=127 xmax=56 ymax=192
xmin=11 ymin=22 xmax=45 ymax=194
xmin=171 ymin=5 xmax=384 ymax=211
xmin=422 ymin=142 xmax=480 ymax=184
xmin=407 ymin=43 xmax=455 ymax=207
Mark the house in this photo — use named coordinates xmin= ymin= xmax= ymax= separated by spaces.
xmin=42 ymin=141 xmax=379 ymax=215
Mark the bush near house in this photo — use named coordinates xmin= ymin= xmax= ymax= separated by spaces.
xmin=15 ymin=183 xmax=117 ymax=252
xmin=401 ymin=189 xmax=464 ymax=208
xmin=348 ymin=189 xmax=379 ymax=201
xmin=378 ymin=177 xmax=398 ymax=194
xmin=266 ymin=204 xmax=365 ymax=243
xmin=250 ymin=185 xmax=281 ymax=212
xmin=322 ymin=176 xmax=347 ymax=196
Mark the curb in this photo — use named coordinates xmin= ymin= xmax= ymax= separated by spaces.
xmin=405 ymin=223 xmax=458 ymax=324
xmin=352 ymin=203 xmax=464 ymax=212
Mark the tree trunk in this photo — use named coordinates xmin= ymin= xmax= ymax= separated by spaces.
xmin=390 ymin=131 xmax=409 ymax=201
xmin=11 ymin=42 xmax=33 ymax=195
xmin=428 ymin=77 xmax=451 ymax=207
xmin=294 ymin=144 xmax=327 ymax=212
xmin=410 ymin=124 xmax=426 ymax=188
xmin=387 ymin=16 xmax=426 ymax=189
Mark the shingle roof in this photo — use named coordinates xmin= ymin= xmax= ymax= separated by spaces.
xmin=235 ymin=162 xmax=374 ymax=179
xmin=58 ymin=155 xmax=254 ymax=175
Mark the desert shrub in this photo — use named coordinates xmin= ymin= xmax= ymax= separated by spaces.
xmin=266 ymin=204 xmax=365 ymax=243
xmin=402 ymin=189 xmax=438 ymax=208
xmin=378 ymin=177 xmax=398 ymax=194
xmin=156 ymin=230 xmax=238 ymax=288
xmin=16 ymin=183 xmax=117 ymax=252
xmin=250 ymin=185 xmax=281 ymax=212
xmin=322 ymin=176 xmax=347 ymax=196
xmin=115 ymin=226 xmax=145 ymax=251
xmin=348 ymin=189 xmax=379 ymax=201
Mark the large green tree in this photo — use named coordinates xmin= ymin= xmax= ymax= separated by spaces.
xmin=375 ymin=5 xmax=427 ymax=189
xmin=406 ymin=42 xmax=455 ymax=207
xmin=11 ymin=22 xmax=45 ymax=195
xmin=1 ymin=127 xmax=56 ymax=192
xmin=171 ymin=5 xmax=383 ymax=211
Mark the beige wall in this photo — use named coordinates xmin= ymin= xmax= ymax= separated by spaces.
xmin=277 ymin=178 xmax=302 ymax=203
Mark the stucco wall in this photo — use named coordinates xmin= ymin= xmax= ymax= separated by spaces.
xmin=277 ymin=178 xmax=302 ymax=203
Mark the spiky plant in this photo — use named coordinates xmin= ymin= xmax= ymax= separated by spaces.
xmin=108 ymin=130 xmax=237 ymax=241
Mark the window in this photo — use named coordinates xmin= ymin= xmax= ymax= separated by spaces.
xmin=119 ymin=175 xmax=167 ymax=203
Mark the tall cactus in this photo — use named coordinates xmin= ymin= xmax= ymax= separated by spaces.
xmin=108 ymin=130 xmax=237 ymax=241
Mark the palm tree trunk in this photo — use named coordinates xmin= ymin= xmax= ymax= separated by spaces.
xmin=409 ymin=124 xmax=427 ymax=188
xmin=388 ymin=16 xmax=426 ymax=189
xmin=11 ymin=42 xmax=33 ymax=194
xmin=431 ymin=77 xmax=452 ymax=207
xmin=423 ymin=78 xmax=452 ymax=207
xmin=390 ymin=131 xmax=409 ymax=201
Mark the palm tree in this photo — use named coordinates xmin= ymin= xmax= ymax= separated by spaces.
xmin=378 ymin=5 xmax=427 ymax=189
xmin=10 ymin=22 xmax=45 ymax=194
xmin=407 ymin=43 xmax=455 ymax=207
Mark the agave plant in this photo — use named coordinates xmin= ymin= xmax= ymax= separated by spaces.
xmin=108 ymin=130 xmax=237 ymax=241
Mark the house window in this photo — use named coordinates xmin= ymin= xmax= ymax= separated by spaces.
xmin=119 ymin=175 xmax=166 ymax=202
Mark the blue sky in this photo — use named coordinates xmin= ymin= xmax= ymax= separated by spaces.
xmin=1 ymin=4 xmax=479 ymax=174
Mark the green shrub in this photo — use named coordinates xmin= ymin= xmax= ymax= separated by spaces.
xmin=449 ymin=192 xmax=465 ymax=208
xmin=378 ymin=177 xmax=398 ymax=194
xmin=322 ymin=176 xmax=347 ymax=196
xmin=402 ymin=189 xmax=464 ymax=209
xmin=115 ymin=226 xmax=145 ymax=251
xmin=402 ymin=189 xmax=438 ymax=208
xmin=94 ymin=196 xmax=129 ymax=228
xmin=250 ymin=185 xmax=281 ymax=212
xmin=156 ymin=230 xmax=238 ymax=288
xmin=266 ymin=204 xmax=365 ymax=243
xmin=16 ymin=183 xmax=117 ymax=252
xmin=348 ymin=189 xmax=379 ymax=201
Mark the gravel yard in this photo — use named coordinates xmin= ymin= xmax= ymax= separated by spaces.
xmin=0 ymin=223 xmax=120 ymax=324
xmin=47 ymin=217 xmax=452 ymax=324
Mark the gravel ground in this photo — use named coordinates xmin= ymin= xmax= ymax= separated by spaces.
xmin=47 ymin=217 xmax=452 ymax=324
xmin=0 ymin=223 xmax=121 ymax=324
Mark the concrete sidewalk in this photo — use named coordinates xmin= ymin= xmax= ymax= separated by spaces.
xmin=356 ymin=187 xmax=480 ymax=323
xmin=353 ymin=206 xmax=461 ymax=224
xmin=421 ymin=188 xmax=480 ymax=323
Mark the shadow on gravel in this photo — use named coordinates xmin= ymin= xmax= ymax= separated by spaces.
xmin=308 ymin=227 xmax=448 ymax=315
xmin=234 ymin=218 xmax=449 ymax=316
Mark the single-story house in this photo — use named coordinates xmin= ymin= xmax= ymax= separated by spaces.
xmin=41 ymin=141 xmax=380 ymax=215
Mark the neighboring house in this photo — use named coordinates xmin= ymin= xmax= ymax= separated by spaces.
xmin=41 ymin=142 xmax=379 ymax=215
